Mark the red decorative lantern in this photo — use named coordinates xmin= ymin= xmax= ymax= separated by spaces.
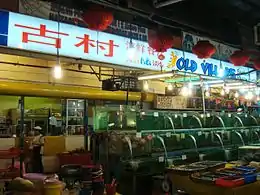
xmin=192 ymin=40 xmax=216 ymax=59
xmin=82 ymin=5 xmax=113 ymax=31
xmin=253 ymin=58 xmax=260 ymax=70
xmin=229 ymin=50 xmax=249 ymax=66
xmin=148 ymin=30 xmax=174 ymax=52
xmin=158 ymin=53 xmax=165 ymax=60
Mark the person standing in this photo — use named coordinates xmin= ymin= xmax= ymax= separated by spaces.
xmin=49 ymin=113 xmax=57 ymax=135
xmin=31 ymin=126 xmax=44 ymax=173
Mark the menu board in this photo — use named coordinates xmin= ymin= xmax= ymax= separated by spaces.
xmin=154 ymin=96 xmax=187 ymax=110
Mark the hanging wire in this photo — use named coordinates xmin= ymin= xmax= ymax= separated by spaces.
xmin=130 ymin=23 xmax=133 ymax=48
xmin=57 ymin=3 xmax=61 ymax=65
xmin=49 ymin=0 xmax=62 ymax=83
xmin=218 ymin=44 xmax=222 ymax=69
xmin=97 ymin=31 xmax=99 ymax=55
xmin=181 ymin=32 xmax=187 ymax=84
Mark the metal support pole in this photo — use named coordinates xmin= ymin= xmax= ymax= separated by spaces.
xmin=126 ymin=77 xmax=130 ymax=105
xmin=200 ymin=77 xmax=206 ymax=127
xmin=105 ymin=116 xmax=110 ymax=184
xmin=140 ymin=92 xmax=144 ymax=110
xmin=84 ymin=99 xmax=89 ymax=151
xmin=99 ymin=67 xmax=102 ymax=81
xmin=19 ymin=96 xmax=25 ymax=177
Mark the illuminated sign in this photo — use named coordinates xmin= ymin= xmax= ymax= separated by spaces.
xmin=0 ymin=10 xmax=256 ymax=81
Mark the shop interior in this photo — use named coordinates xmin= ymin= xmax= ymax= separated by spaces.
xmin=91 ymin=70 xmax=260 ymax=195
xmin=0 ymin=96 xmax=82 ymax=136
xmin=0 ymin=50 xmax=259 ymax=195
xmin=0 ymin=51 xmax=259 ymax=195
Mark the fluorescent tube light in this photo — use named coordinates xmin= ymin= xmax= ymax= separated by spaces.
xmin=138 ymin=72 xmax=173 ymax=80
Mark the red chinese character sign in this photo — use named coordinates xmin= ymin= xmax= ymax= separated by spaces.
xmin=75 ymin=34 xmax=119 ymax=57
xmin=15 ymin=24 xmax=69 ymax=48
xmin=8 ymin=12 xmax=170 ymax=71
xmin=5 ymin=11 xmax=257 ymax=82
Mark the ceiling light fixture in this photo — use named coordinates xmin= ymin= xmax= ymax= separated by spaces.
xmin=143 ymin=81 xmax=149 ymax=91
xmin=246 ymin=91 xmax=254 ymax=100
xmin=181 ymin=86 xmax=189 ymax=97
xmin=220 ymin=89 xmax=225 ymax=96
xmin=225 ymin=87 xmax=230 ymax=94
xmin=188 ymin=82 xmax=193 ymax=89
xmin=192 ymin=80 xmax=224 ymax=86
xmin=181 ymin=85 xmax=192 ymax=97
xmin=227 ymin=84 xmax=256 ymax=90
xmin=167 ymin=83 xmax=173 ymax=91
xmin=210 ymin=82 xmax=243 ymax=88
xmin=205 ymin=91 xmax=210 ymax=97
xmin=218 ymin=68 xmax=224 ymax=77
xmin=53 ymin=64 xmax=62 ymax=79
xmin=138 ymin=72 xmax=174 ymax=80
xmin=234 ymin=92 xmax=239 ymax=98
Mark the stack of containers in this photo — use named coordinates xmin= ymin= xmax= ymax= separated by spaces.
xmin=215 ymin=166 xmax=257 ymax=187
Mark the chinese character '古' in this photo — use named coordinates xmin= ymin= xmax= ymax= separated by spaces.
xmin=15 ymin=24 xmax=69 ymax=48
xmin=75 ymin=34 xmax=119 ymax=57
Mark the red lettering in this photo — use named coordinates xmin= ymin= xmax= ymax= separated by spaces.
xmin=153 ymin=60 xmax=163 ymax=68
xmin=15 ymin=24 xmax=69 ymax=48
xmin=75 ymin=34 xmax=96 ymax=53
xmin=98 ymin=40 xmax=119 ymax=57
xmin=76 ymin=34 xmax=119 ymax=57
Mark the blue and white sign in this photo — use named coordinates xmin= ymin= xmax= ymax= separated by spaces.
xmin=0 ymin=10 xmax=257 ymax=82
xmin=0 ymin=11 xmax=9 ymax=47
xmin=182 ymin=32 xmax=237 ymax=62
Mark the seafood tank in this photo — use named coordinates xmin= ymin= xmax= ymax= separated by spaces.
xmin=92 ymin=106 xmax=260 ymax=195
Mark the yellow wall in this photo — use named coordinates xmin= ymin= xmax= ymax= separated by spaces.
xmin=0 ymin=53 xmax=165 ymax=97
xmin=0 ymin=81 xmax=153 ymax=101
xmin=25 ymin=97 xmax=61 ymax=110
xmin=0 ymin=95 xmax=61 ymax=116
xmin=0 ymin=53 xmax=121 ymax=89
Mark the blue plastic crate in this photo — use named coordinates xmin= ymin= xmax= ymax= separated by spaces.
xmin=243 ymin=174 xmax=257 ymax=184
xmin=234 ymin=166 xmax=257 ymax=173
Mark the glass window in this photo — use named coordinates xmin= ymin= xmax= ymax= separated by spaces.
xmin=24 ymin=97 xmax=62 ymax=136
xmin=62 ymin=99 xmax=86 ymax=135
xmin=0 ymin=95 xmax=20 ymax=137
